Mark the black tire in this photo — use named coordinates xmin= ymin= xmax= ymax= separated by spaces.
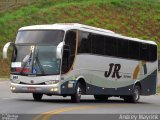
xmin=33 ymin=93 xmax=43 ymax=101
xmin=124 ymin=86 xmax=140 ymax=103
xmin=71 ymin=82 xmax=82 ymax=103
xmin=94 ymin=95 xmax=108 ymax=101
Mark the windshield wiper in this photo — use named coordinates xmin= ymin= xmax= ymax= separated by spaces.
xmin=34 ymin=49 xmax=45 ymax=75
xmin=20 ymin=51 xmax=32 ymax=75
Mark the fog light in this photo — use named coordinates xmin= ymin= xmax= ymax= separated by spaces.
xmin=10 ymin=86 xmax=16 ymax=91
xmin=12 ymin=87 xmax=16 ymax=90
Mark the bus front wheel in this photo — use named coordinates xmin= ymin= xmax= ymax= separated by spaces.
xmin=124 ymin=85 xmax=140 ymax=103
xmin=33 ymin=93 xmax=43 ymax=101
xmin=71 ymin=82 xmax=82 ymax=103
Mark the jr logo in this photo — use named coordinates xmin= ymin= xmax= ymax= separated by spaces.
xmin=104 ymin=63 xmax=122 ymax=79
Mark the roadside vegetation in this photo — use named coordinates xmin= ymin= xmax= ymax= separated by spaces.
xmin=0 ymin=0 xmax=160 ymax=76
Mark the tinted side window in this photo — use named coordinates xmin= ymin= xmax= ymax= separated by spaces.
xmin=149 ymin=45 xmax=157 ymax=61
xmin=65 ymin=30 xmax=76 ymax=55
xmin=105 ymin=36 xmax=117 ymax=56
xmin=92 ymin=34 xmax=105 ymax=55
xmin=62 ymin=45 xmax=70 ymax=74
xmin=128 ymin=41 xmax=140 ymax=60
xmin=62 ymin=30 xmax=76 ymax=74
xmin=140 ymin=43 xmax=149 ymax=61
xmin=78 ymin=31 xmax=91 ymax=53
xmin=16 ymin=30 xmax=64 ymax=45
xmin=117 ymin=39 xmax=128 ymax=58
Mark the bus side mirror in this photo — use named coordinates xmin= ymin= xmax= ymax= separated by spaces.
xmin=3 ymin=42 xmax=14 ymax=59
xmin=56 ymin=42 xmax=64 ymax=59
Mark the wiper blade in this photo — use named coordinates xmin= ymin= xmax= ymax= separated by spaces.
xmin=34 ymin=49 xmax=45 ymax=75
xmin=20 ymin=51 xmax=32 ymax=75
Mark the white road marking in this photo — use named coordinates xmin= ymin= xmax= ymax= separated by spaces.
xmin=0 ymin=97 xmax=18 ymax=100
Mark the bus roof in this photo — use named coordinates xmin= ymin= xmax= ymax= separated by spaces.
xmin=19 ymin=23 xmax=157 ymax=45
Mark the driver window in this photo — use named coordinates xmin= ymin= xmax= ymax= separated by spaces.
xmin=62 ymin=30 xmax=76 ymax=74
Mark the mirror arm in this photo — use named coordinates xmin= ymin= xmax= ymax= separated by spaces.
xmin=56 ymin=42 xmax=64 ymax=59
xmin=3 ymin=42 xmax=14 ymax=59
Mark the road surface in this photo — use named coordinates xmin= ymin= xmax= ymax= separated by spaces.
xmin=0 ymin=81 xmax=160 ymax=120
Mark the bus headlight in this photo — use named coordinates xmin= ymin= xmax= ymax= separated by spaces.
xmin=45 ymin=80 xmax=59 ymax=85
xmin=50 ymin=87 xmax=58 ymax=92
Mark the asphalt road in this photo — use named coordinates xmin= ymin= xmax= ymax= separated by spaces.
xmin=0 ymin=81 xmax=160 ymax=120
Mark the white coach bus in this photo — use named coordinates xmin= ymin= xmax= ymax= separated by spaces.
xmin=3 ymin=23 xmax=157 ymax=103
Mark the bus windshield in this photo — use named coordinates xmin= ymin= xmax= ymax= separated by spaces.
xmin=15 ymin=30 xmax=64 ymax=45
xmin=11 ymin=45 xmax=61 ymax=76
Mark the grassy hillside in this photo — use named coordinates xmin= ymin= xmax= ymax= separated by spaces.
xmin=0 ymin=0 xmax=160 ymax=77
xmin=0 ymin=0 xmax=36 ymax=11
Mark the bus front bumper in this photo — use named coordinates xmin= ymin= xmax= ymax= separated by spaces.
xmin=10 ymin=82 xmax=61 ymax=95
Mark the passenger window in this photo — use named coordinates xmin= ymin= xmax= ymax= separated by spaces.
xmin=92 ymin=34 xmax=105 ymax=55
xmin=78 ymin=32 xmax=91 ymax=53
xmin=149 ymin=45 xmax=157 ymax=61
xmin=140 ymin=43 xmax=149 ymax=61
xmin=128 ymin=41 xmax=140 ymax=60
xmin=105 ymin=36 xmax=117 ymax=56
xmin=117 ymin=39 xmax=128 ymax=58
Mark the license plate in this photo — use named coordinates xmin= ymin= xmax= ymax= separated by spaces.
xmin=27 ymin=87 xmax=36 ymax=92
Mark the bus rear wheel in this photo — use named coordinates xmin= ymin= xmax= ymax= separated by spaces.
xmin=71 ymin=82 xmax=82 ymax=103
xmin=33 ymin=93 xmax=43 ymax=101
xmin=124 ymin=86 xmax=140 ymax=103
xmin=94 ymin=95 xmax=108 ymax=101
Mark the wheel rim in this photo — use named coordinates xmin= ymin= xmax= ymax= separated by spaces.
xmin=77 ymin=85 xmax=82 ymax=97
xmin=134 ymin=88 xmax=139 ymax=101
